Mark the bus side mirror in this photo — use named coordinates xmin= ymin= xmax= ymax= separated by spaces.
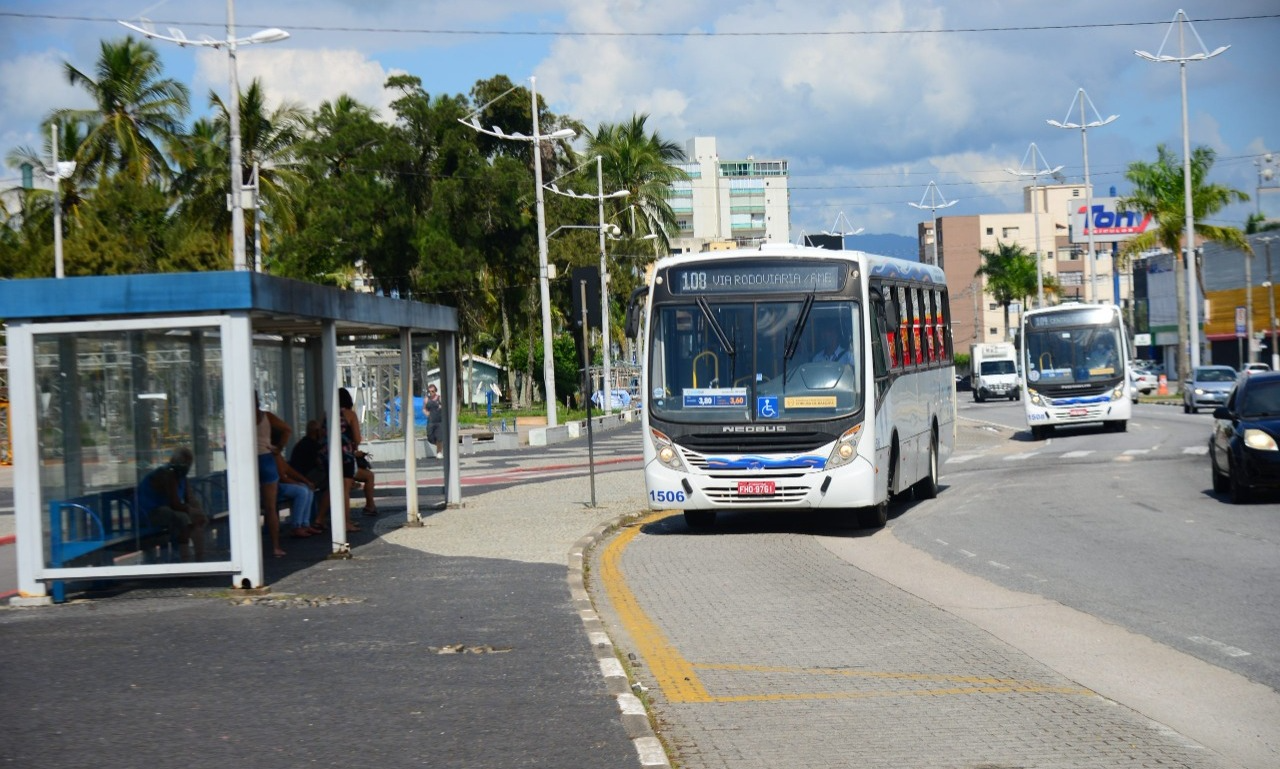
xmin=624 ymin=286 xmax=649 ymax=339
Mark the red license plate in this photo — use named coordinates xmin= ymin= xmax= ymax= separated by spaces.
xmin=738 ymin=480 xmax=776 ymax=496
xmin=1068 ymin=408 xmax=1088 ymax=417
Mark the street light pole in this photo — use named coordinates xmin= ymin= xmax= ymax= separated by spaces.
xmin=596 ymin=156 xmax=614 ymax=415
xmin=119 ymin=6 xmax=288 ymax=273
xmin=1048 ymin=89 xmax=1117 ymax=306
xmin=1136 ymin=10 xmax=1228 ymax=373
xmin=909 ymin=182 xmax=957 ymax=268
xmin=1006 ymin=143 xmax=1063 ymax=308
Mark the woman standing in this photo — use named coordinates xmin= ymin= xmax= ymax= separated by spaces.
xmin=256 ymin=393 xmax=291 ymax=558
xmin=338 ymin=387 xmax=377 ymax=521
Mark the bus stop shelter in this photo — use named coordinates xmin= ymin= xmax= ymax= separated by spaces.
xmin=0 ymin=271 xmax=459 ymax=603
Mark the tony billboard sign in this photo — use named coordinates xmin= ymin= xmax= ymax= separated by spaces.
xmin=1069 ymin=196 xmax=1155 ymax=244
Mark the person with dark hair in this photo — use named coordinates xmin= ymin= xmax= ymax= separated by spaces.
xmin=339 ymin=387 xmax=377 ymax=519
xmin=137 ymin=447 xmax=207 ymax=561
xmin=423 ymin=383 xmax=443 ymax=457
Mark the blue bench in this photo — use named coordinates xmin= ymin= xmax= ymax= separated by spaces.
xmin=47 ymin=471 xmax=230 ymax=602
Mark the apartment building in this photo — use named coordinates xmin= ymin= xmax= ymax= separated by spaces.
xmin=669 ymin=136 xmax=791 ymax=253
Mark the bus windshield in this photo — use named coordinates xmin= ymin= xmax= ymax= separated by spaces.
xmin=648 ymin=298 xmax=863 ymax=424
xmin=1024 ymin=324 xmax=1124 ymax=386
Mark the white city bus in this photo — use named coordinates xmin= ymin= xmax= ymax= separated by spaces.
xmin=1019 ymin=302 xmax=1132 ymax=440
xmin=624 ymin=244 xmax=956 ymax=529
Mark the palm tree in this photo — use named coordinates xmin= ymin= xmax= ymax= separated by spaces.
xmin=584 ymin=114 xmax=687 ymax=247
xmin=54 ymin=36 xmax=189 ymax=185
xmin=1119 ymin=144 xmax=1250 ymax=381
xmin=975 ymin=241 xmax=1042 ymax=339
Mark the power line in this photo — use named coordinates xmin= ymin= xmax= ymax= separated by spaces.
xmin=2 ymin=11 xmax=1277 ymax=38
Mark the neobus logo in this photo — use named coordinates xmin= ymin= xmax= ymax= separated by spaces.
xmin=722 ymin=425 xmax=789 ymax=433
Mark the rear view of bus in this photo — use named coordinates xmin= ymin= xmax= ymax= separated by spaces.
xmin=1020 ymin=303 xmax=1131 ymax=440
xmin=626 ymin=244 xmax=955 ymax=530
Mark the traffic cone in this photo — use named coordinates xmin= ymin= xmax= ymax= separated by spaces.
xmin=1157 ymin=374 xmax=1168 ymax=396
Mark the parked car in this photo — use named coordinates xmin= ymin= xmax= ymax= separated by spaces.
xmin=1183 ymin=365 xmax=1238 ymax=413
xmin=1130 ymin=367 xmax=1159 ymax=396
xmin=1210 ymin=371 xmax=1280 ymax=502
xmin=1241 ymin=362 xmax=1272 ymax=376
xmin=955 ymin=374 xmax=972 ymax=392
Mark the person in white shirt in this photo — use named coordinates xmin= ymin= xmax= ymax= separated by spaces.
xmin=812 ymin=325 xmax=853 ymax=364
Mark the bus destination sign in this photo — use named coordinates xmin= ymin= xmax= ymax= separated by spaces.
xmin=1026 ymin=306 xmax=1115 ymax=329
xmin=668 ymin=262 xmax=844 ymax=295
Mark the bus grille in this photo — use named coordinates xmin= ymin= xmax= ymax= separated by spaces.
xmin=702 ymin=483 xmax=811 ymax=505
xmin=676 ymin=430 xmax=833 ymax=454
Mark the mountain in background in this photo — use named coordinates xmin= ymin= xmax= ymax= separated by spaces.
xmin=848 ymin=233 xmax=918 ymax=261
xmin=800 ymin=232 xmax=919 ymax=260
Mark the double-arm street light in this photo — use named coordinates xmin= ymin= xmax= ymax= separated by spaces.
xmin=1136 ymin=10 xmax=1228 ymax=373
xmin=909 ymin=182 xmax=957 ymax=267
xmin=1006 ymin=143 xmax=1063 ymax=309
xmin=120 ymin=2 xmax=288 ymax=272
xmin=1048 ymin=88 xmax=1116 ymax=306
xmin=460 ymin=77 xmax=576 ymax=426
xmin=545 ymin=156 xmax=629 ymax=415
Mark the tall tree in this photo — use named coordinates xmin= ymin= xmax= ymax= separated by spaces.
xmin=54 ymin=36 xmax=189 ymax=185
xmin=1119 ymin=144 xmax=1250 ymax=381
xmin=975 ymin=241 xmax=1040 ymax=339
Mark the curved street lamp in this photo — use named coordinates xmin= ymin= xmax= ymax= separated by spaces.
xmin=459 ymin=77 xmax=576 ymax=426
xmin=1047 ymin=88 xmax=1116 ymax=306
xmin=1005 ymin=143 xmax=1063 ymax=308
xmin=1136 ymin=9 xmax=1229 ymax=374
xmin=120 ymin=3 xmax=289 ymax=272
xmin=909 ymin=182 xmax=957 ymax=267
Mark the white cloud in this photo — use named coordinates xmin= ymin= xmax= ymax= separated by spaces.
xmin=192 ymin=47 xmax=402 ymax=121
xmin=0 ymin=48 xmax=94 ymax=154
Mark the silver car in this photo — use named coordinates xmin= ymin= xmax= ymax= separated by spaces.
xmin=1182 ymin=365 xmax=1238 ymax=413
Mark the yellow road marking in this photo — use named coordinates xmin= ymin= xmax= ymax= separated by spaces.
xmin=600 ymin=511 xmax=712 ymax=703
xmin=599 ymin=511 xmax=1094 ymax=704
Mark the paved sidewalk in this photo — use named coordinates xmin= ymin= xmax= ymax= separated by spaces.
xmin=0 ymin=434 xmax=654 ymax=769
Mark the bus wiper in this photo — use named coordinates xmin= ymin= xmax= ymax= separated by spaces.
xmin=696 ymin=297 xmax=735 ymax=357
xmin=781 ymin=292 xmax=815 ymax=386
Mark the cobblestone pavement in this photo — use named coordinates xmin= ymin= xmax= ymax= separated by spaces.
xmin=586 ymin=418 xmax=1260 ymax=769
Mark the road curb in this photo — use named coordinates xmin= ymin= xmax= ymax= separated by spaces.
xmin=568 ymin=518 xmax=672 ymax=769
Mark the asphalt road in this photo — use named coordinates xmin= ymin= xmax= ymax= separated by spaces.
xmin=897 ymin=398 xmax=1280 ymax=691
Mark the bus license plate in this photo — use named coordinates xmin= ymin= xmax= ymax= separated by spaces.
xmin=738 ymin=480 xmax=776 ymax=496
xmin=1069 ymin=408 xmax=1088 ymax=417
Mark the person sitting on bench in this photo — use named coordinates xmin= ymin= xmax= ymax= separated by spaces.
xmin=137 ymin=447 xmax=207 ymax=561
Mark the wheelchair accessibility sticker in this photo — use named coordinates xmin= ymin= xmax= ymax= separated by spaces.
xmin=757 ymin=396 xmax=780 ymax=419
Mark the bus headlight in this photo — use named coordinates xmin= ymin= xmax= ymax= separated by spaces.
xmin=825 ymin=424 xmax=863 ymax=470
xmin=1244 ymin=428 xmax=1279 ymax=451
xmin=1027 ymin=388 xmax=1045 ymax=407
xmin=1111 ymin=385 xmax=1126 ymax=401
xmin=650 ymin=428 xmax=688 ymax=471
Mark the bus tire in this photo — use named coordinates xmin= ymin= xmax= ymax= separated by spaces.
xmin=1030 ymin=425 xmax=1049 ymax=441
xmin=859 ymin=501 xmax=888 ymax=529
xmin=913 ymin=435 xmax=939 ymax=500
xmin=684 ymin=510 xmax=716 ymax=529
xmin=1108 ymin=419 xmax=1128 ymax=433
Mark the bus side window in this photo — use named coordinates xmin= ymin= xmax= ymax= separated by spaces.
xmin=911 ymin=288 xmax=923 ymax=366
xmin=934 ymin=289 xmax=947 ymax=361
xmin=870 ymin=289 xmax=890 ymax=378
xmin=896 ymin=285 xmax=910 ymax=368
xmin=923 ymin=290 xmax=936 ymax=363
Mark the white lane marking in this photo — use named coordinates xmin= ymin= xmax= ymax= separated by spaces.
xmin=1123 ymin=448 xmax=1151 ymax=455
xmin=946 ymin=454 xmax=979 ymax=464
xmin=1115 ymin=455 xmax=1134 ymax=462
xmin=957 ymin=549 xmax=977 ymax=558
xmin=1187 ymin=635 xmax=1252 ymax=658
xmin=988 ymin=561 xmax=1011 ymax=570
xmin=1004 ymin=452 xmax=1040 ymax=461
xmin=935 ymin=539 xmax=949 ymax=546
xmin=1183 ymin=446 xmax=1209 ymax=455
xmin=1062 ymin=450 xmax=1094 ymax=458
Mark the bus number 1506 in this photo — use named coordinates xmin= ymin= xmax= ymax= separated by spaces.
xmin=650 ymin=490 xmax=687 ymax=503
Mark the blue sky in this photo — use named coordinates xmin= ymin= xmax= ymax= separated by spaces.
xmin=2 ymin=1 xmax=1277 ymax=242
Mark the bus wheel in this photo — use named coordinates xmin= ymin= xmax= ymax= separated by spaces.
xmin=858 ymin=501 xmax=888 ymax=529
xmin=913 ymin=437 xmax=939 ymax=500
xmin=1030 ymin=425 xmax=1048 ymax=441
xmin=1108 ymin=419 xmax=1128 ymax=433
xmin=684 ymin=510 xmax=716 ymax=529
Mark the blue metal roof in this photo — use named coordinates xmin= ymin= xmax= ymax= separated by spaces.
xmin=0 ymin=271 xmax=457 ymax=334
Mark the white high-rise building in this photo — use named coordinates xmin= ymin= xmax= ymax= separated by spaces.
xmin=669 ymin=137 xmax=790 ymax=253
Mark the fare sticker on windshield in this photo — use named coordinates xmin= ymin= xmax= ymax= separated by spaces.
xmin=683 ymin=388 xmax=747 ymax=408
xmin=785 ymin=396 xmax=837 ymax=409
